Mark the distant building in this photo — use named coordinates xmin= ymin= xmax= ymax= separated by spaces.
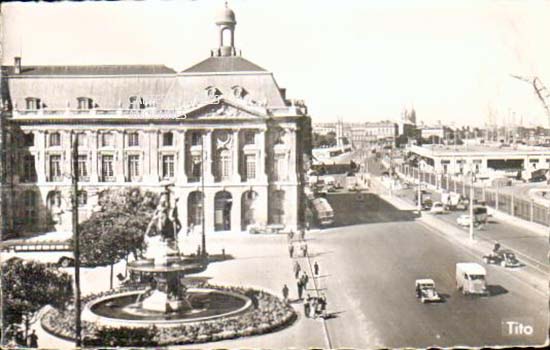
xmin=408 ymin=144 xmax=550 ymax=177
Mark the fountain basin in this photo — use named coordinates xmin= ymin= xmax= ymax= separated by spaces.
xmin=82 ymin=288 xmax=252 ymax=327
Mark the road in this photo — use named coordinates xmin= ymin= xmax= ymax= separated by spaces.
xmin=313 ymin=192 xmax=548 ymax=348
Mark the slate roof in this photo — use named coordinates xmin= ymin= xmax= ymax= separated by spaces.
xmin=182 ymin=56 xmax=266 ymax=73
xmin=2 ymin=65 xmax=175 ymax=76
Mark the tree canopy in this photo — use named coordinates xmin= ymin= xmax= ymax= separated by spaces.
xmin=75 ymin=187 xmax=158 ymax=266
xmin=2 ymin=258 xmax=73 ymax=327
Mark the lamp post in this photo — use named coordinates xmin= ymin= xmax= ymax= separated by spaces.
xmin=201 ymin=133 xmax=207 ymax=258
xmin=71 ymin=133 xmax=82 ymax=347
xmin=468 ymin=171 xmax=475 ymax=241
xmin=417 ymin=168 xmax=422 ymax=212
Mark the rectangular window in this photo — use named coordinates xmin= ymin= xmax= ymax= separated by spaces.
xmin=49 ymin=133 xmax=61 ymax=147
xmin=192 ymin=155 xmax=202 ymax=178
xmin=102 ymin=133 xmax=114 ymax=147
xmin=244 ymin=132 xmax=256 ymax=145
xmin=245 ymin=155 xmax=256 ymax=180
xmin=77 ymin=191 xmax=87 ymax=206
xmin=77 ymin=155 xmax=88 ymax=179
xmin=128 ymin=132 xmax=139 ymax=147
xmin=23 ymin=133 xmax=34 ymax=147
xmin=162 ymin=155 xmax=175 ymax=178
xmin=22 ymin=155 xmax=37 ymax=182
xmin=49 ymin=155 xmax=62 ymax=181
xmin=76 ymin=134 xmax=87 ymax=147
xmin=163 ymin=132 xmax=174 ymax=146
xmin=101 ymin=155 xmax=114 ymax=181
xmin=128 ymin=154 xmax=140 ymax=179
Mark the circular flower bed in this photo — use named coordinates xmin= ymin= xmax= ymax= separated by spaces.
xmin=41 ymin=284 xmax=296 ymax=347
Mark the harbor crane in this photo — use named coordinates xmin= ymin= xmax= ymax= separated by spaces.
xmin=510 ymin=75 xmax=550 ymax=128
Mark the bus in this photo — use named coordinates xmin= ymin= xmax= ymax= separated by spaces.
xmin=311 ymin=197 xmax=335 ymax=227
xmin=473 ymin=206 xmax=488 ymax=224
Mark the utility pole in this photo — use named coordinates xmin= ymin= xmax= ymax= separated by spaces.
xmin=201 ymin=133 xmax=206 ymax=258
xmin=469 ymin=172 xmax=475 ymax=241
xmin=71 ymin=133 xmax=82 ymax=347
xmin=417 ymin=168 xmax=422 ymax=212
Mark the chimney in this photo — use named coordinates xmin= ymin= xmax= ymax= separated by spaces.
xmin=14 ymin=57 xmax=21 ymax=74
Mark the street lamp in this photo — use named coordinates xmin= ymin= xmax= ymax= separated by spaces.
xmin=468 ymin=171 xmax=476 ymax=241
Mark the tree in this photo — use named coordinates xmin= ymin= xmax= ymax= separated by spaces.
xmin=2 ymin=258 xmax=73 ymax=342
xmin=74 ymin=188 xmax=159 ymax=287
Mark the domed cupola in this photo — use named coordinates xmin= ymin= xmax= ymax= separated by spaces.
xmin=213 ymin=2 xmax=238 ymax=57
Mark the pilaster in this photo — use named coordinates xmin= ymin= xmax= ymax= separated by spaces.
xmin=232 ymin=130 xmax=241 ymax=182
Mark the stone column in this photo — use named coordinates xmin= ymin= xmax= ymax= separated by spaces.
xmin=90 ymin=131 xmax=99 ymax=183
xmin=203 ymin=129 xmax=214 ymax=183
xmin=255 ymin=186 xmax=269 ymax=226
xmin=203 ymin=189 xmax=215 ymax=234
xmin=257 ymin=129 xmax=268 ymax=182
xmin=230 ymin=189 xmax=242 ymax=232
xmin=288 ymin=127 xmax=297 ymax=182
xmin=116 ymin=130 xmax=125 ymax=182
xmin=232 ymin=130 xmax=241 ymax=182
xmin=62 ymin=130 xmax=71 ymax=182
xmin=36 ymin=131 xmax=47 ymax=183
xmin=176 ymin=130 xmax=187 ymax=184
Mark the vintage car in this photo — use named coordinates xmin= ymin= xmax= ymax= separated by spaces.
xmin=415 ymin=279 xmax=441 ymax=303
xmin=430 ymin=202 xmax=447 ymax=214
xmin=482 ymin=249 xmax=521 ymax=268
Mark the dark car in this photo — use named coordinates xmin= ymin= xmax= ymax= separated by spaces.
xmin=483 ymin=249 xmax=521 ymax=268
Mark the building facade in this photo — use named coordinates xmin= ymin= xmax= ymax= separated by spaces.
xmin=0 ymin=5 xmax=311 ymax=235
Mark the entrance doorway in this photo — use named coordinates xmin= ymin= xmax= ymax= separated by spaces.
xmin=214 ymin=191 xmax=232 ymax=231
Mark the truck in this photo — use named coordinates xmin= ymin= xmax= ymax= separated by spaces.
xmin=311 ymin=197 xmax=335 ymax=227
xmin=456 ymin=262 xmax=488 ymax=296
xmin=441 ymin=192 xmax=464 ymax=210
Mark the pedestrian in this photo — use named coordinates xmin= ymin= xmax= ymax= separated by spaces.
xmin=493 ymin=242 xmax=500 ymax=253
xmin=196 ymin=245 xmax=201 ymax=256
xmin=304 ymin=298 xmax=310 ymax=318
xmin=309 ymin=297 xmax=318 ymax=318
xmin=27 ymin=330 xmax=38 ymax=348
xmin=314 ymin=261 xmax=319 ymax=276
xmin=299 ymin=229 xmax=305 ymax=241
xmin=303 ymin=242 xmax=308 ymax=257
xmin=297 ymin=280 xmax=304 ymax=300
xmin=288 ymin=243 xmax=294 ymax=258
xmin=305 ymin=221 xmax=310 ymax=231
xmin=282 ymin=284 xmax=289 ymax=302
xmin=293 ymin=261 xmax=301 ymax=279
xmin=288 ymin=230 xmax=294 ymax=241
xmin=301 ymin=272 xmax=309 ymax=289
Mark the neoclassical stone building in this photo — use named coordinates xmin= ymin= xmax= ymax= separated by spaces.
xmin=0 ymin=5 xmax=311 ymax=235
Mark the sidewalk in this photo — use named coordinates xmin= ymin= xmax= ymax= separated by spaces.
xmin=32 ymin=230 xmax=328 ymax=350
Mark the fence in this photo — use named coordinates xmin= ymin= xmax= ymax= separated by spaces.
xmin=398 ymin=164 xmax=550 ymax=227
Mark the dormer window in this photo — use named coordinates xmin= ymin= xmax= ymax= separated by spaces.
xmin=205 ymin=86 xmax=222 ymax=100
xmin=231 ymin=85 xmax=246 ymax=99
xmin=129 ymin=96 xmax=145 ymax=110
xmin=163 ymin=132 xmax=174 ymax=146
xmin=77 ymin=97 xmax=93 ymax=110
xmin=25 ymin=97 xmax=41 ymax=111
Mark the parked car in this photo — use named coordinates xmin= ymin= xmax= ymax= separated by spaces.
xmin=415 ymin=279 xmax=441 ymax=303
xmin=430 ymin=202 xmax=447 ymax=214
xmin=482 ymin=249 xmax=521 ymax=268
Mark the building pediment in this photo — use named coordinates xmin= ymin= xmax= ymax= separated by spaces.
xmin=177 ymin=99 xmax=267 ymax=120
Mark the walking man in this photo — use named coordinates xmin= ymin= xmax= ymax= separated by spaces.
xmin=304 ymin=295 xmax=311 ymax=318
xmin=314 ymin=261 xmax=320 ymax=276
xmin=293 ymin=261 xmax=301 ymax=279
xmin=301 ymin=272 xmax=309 ymax=289
xmin=288 ymin=243 xmax=294 ymax=258
xmin=297 ymin=279 xmax=304 ymax=300
xmin=27 ymin=330 xmax=38 ymax=348
xmin=282 ymin=284 xmax=289 ymax=302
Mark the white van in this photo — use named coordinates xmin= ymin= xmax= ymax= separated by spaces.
xmin=456 ymin=263 xmax=488 ymax=296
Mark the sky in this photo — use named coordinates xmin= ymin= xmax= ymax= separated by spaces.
xmin=2 ymin=0 xmax=550 ymax=127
